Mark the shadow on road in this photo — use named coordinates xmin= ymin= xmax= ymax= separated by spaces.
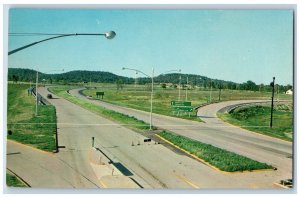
xmin=7 ymin=152 xmax=21 ymax=155
xmin=112 ymin=162 xmax=134 ymax=176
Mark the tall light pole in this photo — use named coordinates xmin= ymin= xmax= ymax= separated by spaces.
xmin=8 ymin=31 xmax=116 ymax=55
xmin=179 ymin=75 xmax=182 ymax=101
xmin=122 ymin=67 xmax=154 ymax=130
xmin=35 ymin=69 xmax=39 ymax=116
xmin=135 ymin=71 xmax=138 ymax=90
xmin=209 ymin=79 xmax=213 ymax=103
xmin=35 ymin=69 xmax=64 ymax=116
xmin=185 ymin=76 xmax=189 ymax=101
xmin=270 ymin=77 xmax=275 ymax=128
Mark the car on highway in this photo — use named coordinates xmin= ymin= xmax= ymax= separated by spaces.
xmin=47 ymin=94 xmax=53 ymax=99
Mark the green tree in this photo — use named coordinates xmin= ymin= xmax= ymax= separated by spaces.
xmin=116 ymin=79 xmax=124 ymax=91
xmin=12 ymin=75 xmax=19 ymax=84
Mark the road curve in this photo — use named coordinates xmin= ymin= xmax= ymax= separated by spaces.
xmin=69 ymin=88 xmax=293 ymax=182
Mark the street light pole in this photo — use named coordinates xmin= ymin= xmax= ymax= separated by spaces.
xmin=270 ymin=77 xmax=275 ymax=128
xmin=35 ymin=68 xmax=64 ymax=116
xmin=35 ymin=69 xmax=39 ymax=116
xmin=210 ymin=79 xmax=213 ymax=103
xmin=179 ymin=75 xmax=181 ymax=101
xmin=122 ymin=67 xmax=154 ymax=130
xmin=8 ymin=31 xmax=116 ymax=55
xmin=150 ymin=68 xmax=154 ymax=130
xmin=185 ymin=76 xmax=188 ymax=101
xmin=122 ymin=67 xmax=180 ymax=130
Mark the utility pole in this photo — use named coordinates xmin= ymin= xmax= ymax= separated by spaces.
xmin=219 ymin=87 xmax=221 ymax=101
xmin=178 ymin=75 xmax=181 ymax=101
xmin=209 ymin=79 xmax=213 ymax=103
xmin=150 ymin=68 xmax=154 ymax=130
xmin=35 ymin=70 xmax=39 ymax=116
xmin=277 ymin=84 xmax=279 ymax=102
xmin=270 ymin=77 xmax=275 ymax=128
xmin=135 ymin=71 xmax=138 ymax=91
xmin=185 ymin=76 xmax=188 ymax=101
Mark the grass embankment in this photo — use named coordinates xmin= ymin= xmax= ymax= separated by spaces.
xmin=83 ymin=85 xmax=204 ymax=122
xmin=82 ymin=84 xmax=292 ymax=122
xmin=48 ymin=86 xmax=151 ymax=131
xmin=6 ymin=173 xmax=27 ymax=187
xmin=158 ymin=131 xmax=273 ymax=172
xmin=7 ymin=84 xmax=57 ymax=151
xmin=218 ymin=104 xmax=293 ymax=141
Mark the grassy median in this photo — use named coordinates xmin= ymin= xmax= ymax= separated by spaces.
xmin=49 ymin=86 xmax=152 ymax=131
xmin=218 ymin=104 xmax=293 ymax=141
xmin=158 ymin=131 xmax=273 ymax=172
xmin=7 ymin=83 xmax=57 ymax=152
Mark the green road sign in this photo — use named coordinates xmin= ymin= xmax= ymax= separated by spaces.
xmin=172 ymin=106 xmax=193 ymax=112
xmin=171 ymin=101 xmax=191 ymax=107
xmin=96 ymin=92 xmax=104 ymax=96
xmin=96 ymin=91 xmax=104 ymax=99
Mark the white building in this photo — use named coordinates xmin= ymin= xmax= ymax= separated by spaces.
xmin=286 ymin=89 xmax=293 ymax=95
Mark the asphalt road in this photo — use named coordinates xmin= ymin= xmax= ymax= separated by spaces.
xmin=68 ymin=88 xmax=293 ymax=186
xmin=8 ymin=87 xmax=290 ymax=188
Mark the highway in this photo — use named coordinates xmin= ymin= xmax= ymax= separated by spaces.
xmin=7 ymin=86 xmax=291 ymax=188
xmin=68 ymin=88 xmax=293 ymax=186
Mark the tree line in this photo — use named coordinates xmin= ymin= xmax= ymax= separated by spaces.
xmin=8 ymin=68 xmax=292 ymax=93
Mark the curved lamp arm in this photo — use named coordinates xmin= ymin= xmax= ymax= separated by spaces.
xmin=122 ymin=67 xmax=151 ymax=78
xmin=8 ymin=31 xmax=116 ymax=55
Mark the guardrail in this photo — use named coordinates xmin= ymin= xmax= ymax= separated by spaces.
xmin=31 ymin=87 xmax=50 ymax=105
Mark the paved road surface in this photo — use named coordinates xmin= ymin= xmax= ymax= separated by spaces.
xmin=69 ymin=88 xmax=293 ymax=185
xmin=7 ymin=87 xmax=291 ymax=189
xmin=6 ymin=140 xmax=89 ymax=188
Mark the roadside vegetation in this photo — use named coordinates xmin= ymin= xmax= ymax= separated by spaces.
xmin=82 ymin=83 xmax=292 ymax=122
xmin=158 ymin=131 xmax=273 ymax=172
xmin=218 ymin=104 xmax=293 ymax=141
xmin=6 ymin=173 xmax=27 ymax=187
xmin=48 ymin=86 xmax=152 ymax=132
xmin=7 ymin=83 xmax=57 ymax=152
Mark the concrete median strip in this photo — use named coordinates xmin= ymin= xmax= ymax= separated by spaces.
xmin=89 ymin=148 xmax=140 ymax=188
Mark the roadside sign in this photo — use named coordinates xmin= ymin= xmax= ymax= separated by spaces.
xmin=171 ymin=101 xmax=191 ymax=107
xmin=96 ymin=91 xmax=104 ymax=99
xmin=172 ymin=106 xmax=193 ymax=112
xmin=171 ymin=100 xmax=193 ymax=113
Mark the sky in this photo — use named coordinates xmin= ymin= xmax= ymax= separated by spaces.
xmin=7 ymin=8 xmax=294 ymax=85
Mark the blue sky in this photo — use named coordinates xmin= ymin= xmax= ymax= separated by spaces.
xmin=8 ymin=9 xmax=293 ymax=85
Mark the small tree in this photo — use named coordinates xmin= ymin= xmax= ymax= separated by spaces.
xmin=12 ymin=75 xmax=19 ymax=84
xmin=161 ymin=83 xmax=167 ymax=89
xmin=116 ymin=79 xmax=124 ymax=91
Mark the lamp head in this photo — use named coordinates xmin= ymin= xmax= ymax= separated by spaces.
xmin=105 ymin=31 xmax=116 ymax=39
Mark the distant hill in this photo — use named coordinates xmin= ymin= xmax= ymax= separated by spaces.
xmin=8 ymin=68 xmax=291 ymax=92
xmin=8 ymin=68 xmax=133 ymax=84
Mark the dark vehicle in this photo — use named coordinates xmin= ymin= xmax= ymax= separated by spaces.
xmin=47 ymin=94 xmax=53 ymax=99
